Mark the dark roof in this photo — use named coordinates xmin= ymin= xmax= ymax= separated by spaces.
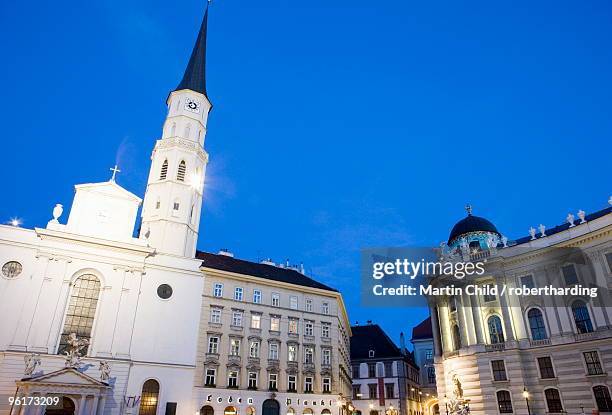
xmin=196 ymin=251 xmax=338 ymax=292
xmin=175 ymin=6 xmax=210 ymax=99
xmin=448 ymin=214 xmax=500 ymax=244
xmin=350 ymin=324 xmax=403 ymax=360
xmin=513 ymin=206 xmax=612 ymax=245
xmin=411 ymin=317 xmax=433 ymax=341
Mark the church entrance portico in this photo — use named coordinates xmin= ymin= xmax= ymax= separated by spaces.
xmin=13 ymin=368 xmax=110 ymax=415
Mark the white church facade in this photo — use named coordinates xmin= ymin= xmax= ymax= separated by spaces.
xmin=0 ymin=6 xmax=351 ymax=415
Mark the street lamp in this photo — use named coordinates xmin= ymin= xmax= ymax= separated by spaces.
xmin=443 ymin=395 xmax=449 ymax=415
xmin=523 ymin=387 xmax=531 ymax=415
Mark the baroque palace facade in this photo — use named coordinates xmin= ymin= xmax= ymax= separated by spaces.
xmin=429 ymin=203 xmax=612 ymax=415
xmin=0 ymin=6 xmax=351 ymax=415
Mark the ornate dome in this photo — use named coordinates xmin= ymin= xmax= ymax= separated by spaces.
xmin=448 ymin=206 xmax=500 ymax=245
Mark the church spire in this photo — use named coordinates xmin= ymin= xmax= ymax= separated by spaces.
xmin=175 ymin=5 xmax=210 ymax=99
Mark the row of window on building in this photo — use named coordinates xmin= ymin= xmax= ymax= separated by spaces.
xmin=449 ymin=300 xmax=596 ymax=351
xmin=210 ymin=308 xmax=333 ymax=338
xmin=212 ymin=283 xmax=331 ymax=314
xmin=351 ymin=383 xmax=396 ymax=399
xmin=494 ymin=385 xmax=612 ymax=413
xmin=203 ymin=369 xmax=332 ymax=394
xmin=489 ymin=350 xmax=605 ymax=382
xmin=207 ymin=336 xmax=332 ymax=365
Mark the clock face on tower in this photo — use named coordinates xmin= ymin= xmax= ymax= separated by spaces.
xmin=184 ymin=97 xmax=201 ymax=114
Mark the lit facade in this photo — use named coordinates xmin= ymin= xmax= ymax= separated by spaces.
xmin=429 ymin=204 xmax=612 ymax=414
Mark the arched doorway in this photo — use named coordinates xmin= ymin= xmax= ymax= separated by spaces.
xmin=201 ymin=406 xmax=214 ymax=415
xmin=224 ymin=407 xmax=237 ymax=415
xmin=139 ymin=379 xmax=160 ymax=415
xmin=431 ymin=404 xmax=440 ymax=415
xmin=45 ymin=397 xmax=75 ymax=415
xmin=262 ymin=399 xmax=280 ymax=415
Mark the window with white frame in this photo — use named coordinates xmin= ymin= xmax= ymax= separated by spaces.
xmin=288 ymin=375 xmax=297 ymax=392
xmin=537 ymin=356 xmax=555 ymax=379
xmin=322 ymin=302 xmax=329 ymax=314
xmin=288 ymin=344 xmax=298 ymax=362
xmin=270 ymin=316 xmax=280 ymax=332
xmin=289 ymin=296 xmax=298 ymax=310
xmin=305 ymin=320 xmax=314 ymax=336
xmin=268 ymin=373 xmax=278 ymax=390
xmin=304 ymin=376 xmax=313 ymax=393
xmin=213 ymin=283 xmax=223 ymax=297
xmin=322 ymin=322 xmax=331 ymax=338
xmin=491 ymin=360 xmax=507 ymax=381
xmin=269 ymin=343 xmax=279 ymax=360
xmin=584 ymin=351 xmax=604 ymax=375
xmin=230 ymin=338 xmax=240 ymax=356
xmin=228 ymin=371 xmax=239 ymax=388
xmin=205 ymin=368 xmax=216 ymax=386
xmin=322 ymin=377 xmax=331 ymax=393
xmin=232 ymin=311 xmax=243 ymax=327
xmin=248 ymin=372 xmax=258 ymax=389
xmin=249 ymin=340 xmax=260 ymax=358
xmin=207 ymin=337 xmax=219 ymax=354
xmin=322 ymin=348 xmax=331 ymax=365
xmin=251 ymin=314 xmax=261 ymax=329
xmin=234 ymin=287 xmax=243 ymax=301
xmin=288 ymin=318 xmax=299 ymax=334
xmin=253 ymin=289 xmax=262 ymax=304
xmin=271 ymin=293 xmax=280 ymax=307
xmin=304 ymin=346 xmax=314 ymax=364
xmin=58 ymin=274 xmax=100 ymax=356
xmin=210 ymin=308 xmax=222 ymax=324
xmin=305 ymin=298 xmax=313 ymax=312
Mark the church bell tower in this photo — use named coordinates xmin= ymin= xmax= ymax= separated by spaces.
xmin=140 ymin=7 xmax=212 ymax=257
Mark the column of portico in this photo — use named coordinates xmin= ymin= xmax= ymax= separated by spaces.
xmin=586 ymin=251 xmax=612 ymax=328
xmin=469 ymin=294 xmax=485 ymax=344
xmin=537 ymin=267 xmax=561 ymax=337
xmin=437 ymin=303 xmax=452 ymax=353
xmin=460 ymin=292 xmax=476 ymax=345
xmin=77 ymin=395 xmax=87 ymax=415
xmin=498 ymin=286 xmax=515 ymax=342
xmin=32 ymin=393 xmax=47 ymax=415
xmin=89 ymin=395 xmax=99 ymax=415
xmin=546 ymin=265 xmax=573 ymax=334
xmin=455 ymin=294 xmax=468 ymax=347
xmin=429 ymin=305 xmax=443 ymax=357
xmin=505 ymin=275 xmax=528 ymax=340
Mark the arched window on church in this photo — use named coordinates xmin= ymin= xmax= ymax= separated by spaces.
xmin=572 ymin=300 xmax=594 ymax=333
xmin=58 ymin=274 xmax=101 ymax=355
xmin=177 ymin=160 xmax=187 ymax=182
xmin=184 ymin=124 xmax=191 ymax=138
xmin=160 ymin=159 xmax=169 ymax=180
xmin=170 ymin=123 xmax=176 ymax=137
xmin=528 ymin=308 xmax=548 ymax=340
xmin=138 ymin=379 xmax=160 ymax=415
xmin=487 ymin=315 xmax=505 ymax=344
xmin=451 ymin=324 xmax=461 ymax=350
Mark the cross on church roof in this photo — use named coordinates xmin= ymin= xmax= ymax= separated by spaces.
xmin=110 ymin=165 xmax=121 ymax=182
xmin=465 ymin=204 xmax=473 ymax=215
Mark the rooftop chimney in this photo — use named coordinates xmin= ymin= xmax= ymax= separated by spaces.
xmin=217 ymin=249 xmax=234 ymax=258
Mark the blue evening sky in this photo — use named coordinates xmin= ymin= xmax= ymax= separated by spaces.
xmin=2 ymin=0 xmax=611 ymax=347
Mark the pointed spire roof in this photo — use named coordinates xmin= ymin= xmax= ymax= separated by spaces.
xmin=175 ymin=6 xmax=210 ymax=99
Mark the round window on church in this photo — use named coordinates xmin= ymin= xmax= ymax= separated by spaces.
xmin=2 ymin=261 xmax=22 ymax=279
xmin=157 ymin=284 xmax=173 ymax=299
